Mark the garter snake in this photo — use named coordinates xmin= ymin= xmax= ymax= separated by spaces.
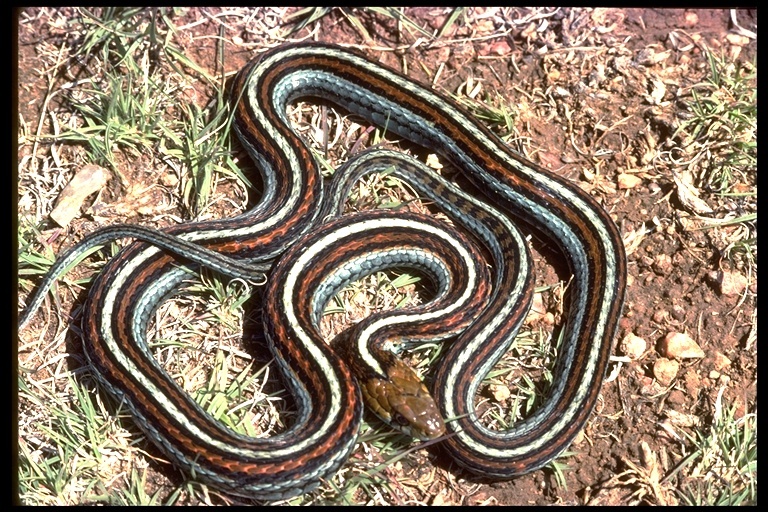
xmin=18 ymin=43 xmax=627 ymax=499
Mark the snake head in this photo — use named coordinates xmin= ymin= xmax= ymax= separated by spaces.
xmin=361 ymin=357 xmax=446 ymax=441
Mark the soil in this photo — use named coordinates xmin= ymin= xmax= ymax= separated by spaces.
xmin=16 ymin=7 xmax=756 ymax=506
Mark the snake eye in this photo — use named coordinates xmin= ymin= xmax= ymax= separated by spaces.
xmin=392 ymin=412 xmax=410 ymax=427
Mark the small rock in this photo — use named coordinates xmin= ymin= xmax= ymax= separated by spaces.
xmin=619 ymin=333 xmax=647 ymax=360
xmin=712 ymin=351 xmax=732 ymax=371
xmin=652 ymin=309 xmax=668 ymax=324
xmin=667 ymin=389 xmax=686 ymax=406
xmin=670 ymin=304 xmax=686 ymax=321
xmin=684 ymin=11 xmax=699 ymax=26
xmin=617 ymin=173 xmax=642 ymax=190
xmin=652 ymin=253 xmax=673 ymax=276
xmin=709 ymin=270 xmax=748 ymax=296
xmin=726 ymin=33 xmax=750 ymax=46
xmin=661 ymin=332 xmax=705 ymax=359
xmin=653 ymin=357 xmax=679 ymax=386
xmin=489 ymin=383 xmax=511 ymax=402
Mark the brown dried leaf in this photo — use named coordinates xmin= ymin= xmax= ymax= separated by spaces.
xmin=49 ymin=165 xmax=111 ymax=227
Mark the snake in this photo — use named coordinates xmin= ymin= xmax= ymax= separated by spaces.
xmin=18 ymin=42 xmax=626 ymax=500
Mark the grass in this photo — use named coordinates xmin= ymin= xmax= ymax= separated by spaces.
xmin=673 ymin=390 xmax=757 ymax=505
xmin=18 ymin=371 xmax=154 ymax=505
xmin=676 ymin=50 xmax=756 ymax=194
xmin=673 ymin=47 xmax=757 ymax=267
xmin=57 ymin=74 xmax=164 ymax=180
xmin=285 ymin=6 xmax=454 ymax=41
